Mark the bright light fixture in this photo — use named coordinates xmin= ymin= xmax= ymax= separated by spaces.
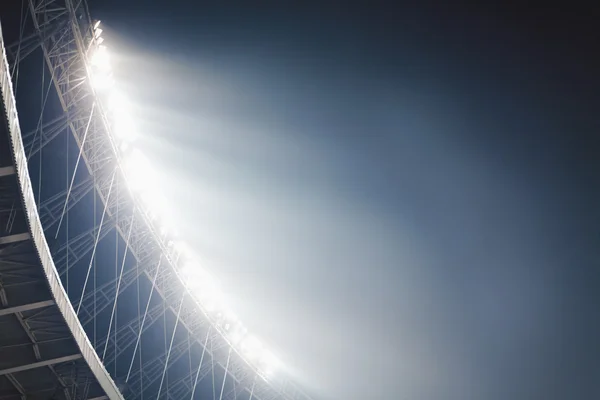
xmin=181 ymin=262 xmax=201 ymax=282
xmin=124 ymin=148 xmax=153 ymax=192
xmin=119 ymin=141 xmax=130 ymax=153
xmin=91 ymin=45 xmax=110 ymax=70
xmin=241 ymin=335 xmax=263 ymax=359
xmin=259 ymin=351 xmax=280 ymax=377
xmin=108 ymin=92 xmax=139 ymax=143
xmin=201 ymin=282 xmax=225 ymax=313
xmin=107 ymin=91 xmax=129 ymax=112
xmin=180 ymin=263 xmax=226 ymax=311
xmin=229 ymin=323 xmax=247 ymax=345
xmin=90 ymin=71 xmax=113 ymax=91
xmin=176 ymin=241 xmax=190 ymax=256
xmin=91 ymin=28 xmax=286 ymax=381
xmin=113 ymin=114 xmax=137 ymax=143
xmin=89 ymin=45 xmax=112 ymax=92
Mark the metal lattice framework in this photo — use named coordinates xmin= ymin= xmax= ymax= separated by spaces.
xmin=0 ymin=1 xmax=315 ymax=399
xmin=0 ymin=18 xmax=122 ymax=399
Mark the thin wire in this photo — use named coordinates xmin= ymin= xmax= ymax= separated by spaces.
xmin=163 ymin=294 xmax=167 ymax=393
xmin=189 ymin=328 xmax=211 ymax=400
xmin=65 ymin=107 xmax=69 ymax=296
xmin=247 ymin=378 xmax=256 ymax=400
xmin=32 ymin=0 xmax=51 ymax=181
xmin=11 ymin=0 xmax=27 ymax=92
xmin=188 ymin=330 xmax=192 ymax=390
xmin=136 ymin=254 xmax=143 ymax=400
xmin=219 ymin=347 xmax=233 ymax=400
xmin=114 ymin=177 xmax=119 ymax=377
xmin=37 ymin=39 xmax=44 ymax=206
xmin=93 ymin=158 xmax=97 ymax=347
xmin=156 ymin=293 xmax=186 ymax=400
xmin=102 ymin=213 xmax=135 ymax=360
xmin=55 ymin=102 xmax=96 ymax=238
xmin=65 ymin=36 xmax=71 ymax=296
xmin=211 ymin=338 xmax=216 ymax=400
xmin=26 ymin=79 xmax=53 ymax=160
xmin=140 ymin=332 xmax=144 ymax=400
xmin=126 ymin=257 xmax=163 ymax=381
xmin=3 ymin=1 xmax=40 ymax=238
xmin=76 ymin=168 xmax=116 ymax=315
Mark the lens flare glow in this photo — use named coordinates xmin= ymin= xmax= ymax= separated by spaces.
xmin=113 ymin=114 xmax=137 ymax=142
xmin=259 ymin=350 xmax=281 ymax=377
xmin=108 ymin=91 xmax=129 ymax=112
xmin=181 ymin=263 xmax=227 ymax=312
xmin=90 ymin=71 xmax=114 ymax=91
xmin=91 ymin=45 xmax=110 ymax=70
xmin=228 ymin=323 xmax=248 ymax=345
xmin=241 ymin=335 xmax=264 ymax=359
xmin=87 ymin=29 xmax=286 ymax=381
xmin=124 ymin=149 xmax=153 ymax=192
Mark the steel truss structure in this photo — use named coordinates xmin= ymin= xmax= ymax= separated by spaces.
xmin=0 ymin=1 xmax=314 ymax=399
xmin=0 ymin=21 xmax=120 ymax=399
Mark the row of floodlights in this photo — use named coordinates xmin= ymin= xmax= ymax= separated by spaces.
xmin=87 ymin=21 xmax=281 ymax=380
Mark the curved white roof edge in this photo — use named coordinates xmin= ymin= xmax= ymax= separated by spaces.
xmin=0 ymin=22 xmax=124 ymax=400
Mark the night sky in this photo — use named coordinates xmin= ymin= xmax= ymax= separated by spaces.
xmin=20 ymin=2 xmax=600 ymax=399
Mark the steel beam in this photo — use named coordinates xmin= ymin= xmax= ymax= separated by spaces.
xmin=22 ymin=112 xmax=89 ymax=159
xmin=0 ymin=166 xmax=15 ymax=177
xmin=52 ymin=218 xmax=115 ymax=274
xmin=5 ymin=373 xmax=26 ymax=397
xmin=0 ymin=299 xmax=54 ymax=316
xmin=163 ymin=360 xmax=213 ymax=400
xmin=6 ymin=15 xmax=68 ymax=64
xmin=39 ymin=174 xmax=94 ymax=229
xmin=95 ymin=302 xmax=165 ymax=366
xmin=0 ymin=232 xmax=30 ymax=245
xmin=0 ymin=354 xmax=82 ymax=376
xmin=128 ymin=338 xmax=194 ymax=399
xmin=78 ymin=268 xmax=141 ymax=327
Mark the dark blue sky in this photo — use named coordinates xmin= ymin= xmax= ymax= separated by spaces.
xmin=91 ymin=3 xmax=600 ymax=399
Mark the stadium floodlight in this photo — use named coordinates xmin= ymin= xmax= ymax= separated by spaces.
xmin=113 ymin=114 xmax=137 ymax=143
xmin=259 ymin=350 xmax=281 ymax=378
xmin=119 ymin=141 xmax=130 ymax=153
xmin=139 ymin=188 xmax=163 ymax=214
xmin=90 ymin=71 xmax=114 ymax=91
xmin=181 ymin=264 xmax=226 ymax=309
xmin=174 ymin=240 xmax=190 ymax=258
xmin=241 ymin=335 xmax=264 ymax=359
xmin=229 ymin=323 xmax=247 ymax=345
xmin=159 ymin=224 xmax=171 ymax=237
xmin=85 ymin=25 xmax=290 ymax=382
xmin=202 ymin=276 xmax=224 ymax=301
xmin=138 ymin=187 xmax=171 ymax=228
xmin=89 ymin=45 xmax=112 ymax=92
xmin=202 ymin=284 xmax=226 ymax=313
xmin=91 ymin=45 xmax=110 ymax=70
xmin=223 ymin=309 xmax=238 ymax=325
xmin=108 ymin=91 xmax=129 ymax=112
xmin=124 ymin=148 xmax=153 ymax=192
xmin=181 ymin=261 xmax=201 ymax=282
